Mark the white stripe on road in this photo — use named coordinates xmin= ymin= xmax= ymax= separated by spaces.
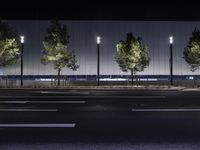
xmin=40 ymin=91 xmax=90 ymax=94
xmin=0 ymin=95 xmax=165 ymax=99
xmin=132 ymin=109 xmax=200 ymax=112
xmin=0 ymin=101 xmax=86 ymax=104
xmin=117 ymin=96 xmax=166 ymax=99
xmin=0 ymin=123 xmax=76 ymax=128
xmin=29 ymin=101 xmax=86 ymax=104
xmin=0 ymin=101 xmax=28 ymax=104
xmin=0 ymin=109 xmax=57 ymax=112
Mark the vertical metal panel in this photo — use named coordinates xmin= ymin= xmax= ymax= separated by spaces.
xmin=4 ymin=21 xmax=200 ymax=76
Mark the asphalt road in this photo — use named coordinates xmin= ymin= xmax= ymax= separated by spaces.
xmin=0 ymin=88 xmax=200 ymax=124
xmin=1 ymin=88 xmax=200 ymax=149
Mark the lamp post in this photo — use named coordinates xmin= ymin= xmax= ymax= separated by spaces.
xmin=169 ymin=36 xmax=173 ymax=86
xmin=97 ymin=36 xmax=100 ymax=86
xmin=20 ymin=36 xmax=24 ymax=87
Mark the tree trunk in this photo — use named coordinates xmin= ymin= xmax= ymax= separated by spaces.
xmin=193 ymin=76 xmax=196 ymax=87
xmin=57 ymin=69 xmax=61 ymax=86
xmin=6 ymin=75 xmax=7 ymax=88
xmin=136 ymin=75 xmax=138 ymax=86
xmin=51 ymin=75 xmax=53 ymax=87
xmin=131 ymin=69 xmax=133 ymax=85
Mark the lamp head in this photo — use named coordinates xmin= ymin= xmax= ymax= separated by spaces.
xmin=97 ymin=36 xmax=101 ymax=44
xmin=20 ymin=36 xmax=24 ymax=44
xmin=169 ymin=36 xmax=173 ymax=44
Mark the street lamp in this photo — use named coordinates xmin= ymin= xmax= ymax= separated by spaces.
xmin=96 ymin=36 xmax=100 ymax=86
xmin=20 ymin=35 xmax=24 ymax=87
xmin=169 ymin=36 xmax=173 ymax=86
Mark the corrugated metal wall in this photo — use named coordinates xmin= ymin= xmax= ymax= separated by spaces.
xmin=2 ymin=21 xmax=200 ymax=76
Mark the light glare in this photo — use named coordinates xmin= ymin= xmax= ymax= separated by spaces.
xmin=20 ymin=36 xmax=24 ymax=43
xmin=169 ymin=36 xmax=173 ymax=44
xmin=97 ymin=36 xmax=101 ymax=44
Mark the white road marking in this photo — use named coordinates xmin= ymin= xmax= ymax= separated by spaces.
xmin=29 ymin=101 xmax=86 ymax=104
xmin=181 ymin=88 xmax=200 ymax=91
xmin=116 ymin=96 xmax=166 ymax=99
xmin=0 ymin=123 xmax=76 ymax=128
xmin=131 ymin=108 xmax=200 ymax=112
xmin=0 ymin=101 xmax=86 ymax=104
xmin=0 ymin=101 xmax=28 ymax=104
xmin=41 ymin=91 xmax=49 ymax=94
xmin=0 ymin=109 xmax=57 ymax=112
xmin=0 ymin=95 xmax=166 ymax=99
xmin=40 ymin=91 xmax=90 ymax=94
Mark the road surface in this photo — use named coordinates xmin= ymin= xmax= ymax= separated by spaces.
xmin=0 ymin=88 xmax=200 ymax=149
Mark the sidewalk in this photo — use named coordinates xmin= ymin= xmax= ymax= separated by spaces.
xmin=0 ymin=85 xmax=187 ymax=91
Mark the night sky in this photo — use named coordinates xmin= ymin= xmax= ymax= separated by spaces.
xmin=0 ymin=0 xmax=199 ymax=21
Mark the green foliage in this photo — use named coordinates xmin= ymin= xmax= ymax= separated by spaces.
xmin=115 ymin=33 xmax=150 ymax=74
xmin=0 ymin=21 xmax=16 ymax=40
xmin=67 ymin=51 xmax=79 ymax=70
xmin=0 ymin=20 xmax=20 ymax=67
xmin=41 ymin=20 xmax=78 ymax=72
xmin=44 ymin=20 xmax=70 ymax=46
xmin=183 ymin=28 xmax=200 ymax=72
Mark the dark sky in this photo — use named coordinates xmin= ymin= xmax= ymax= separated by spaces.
xmin=0 ymin=0 xmax=200 ymax=21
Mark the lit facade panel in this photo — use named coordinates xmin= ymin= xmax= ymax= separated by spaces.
xmin=2 ymin=21 xmax=200 ymax=76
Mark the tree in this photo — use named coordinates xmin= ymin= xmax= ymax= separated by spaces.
xmin=183 ymin=28 xmax=200 ymax=86
xmin=41 ymin=20 xmax=78 ymax=86
xmin=0 ymin=20 xmax=20 ymax=68
xmin=183 ymin=28 xmax=200 ymax=72
xmin=115 ymin=33 xmax=150 ymax=85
